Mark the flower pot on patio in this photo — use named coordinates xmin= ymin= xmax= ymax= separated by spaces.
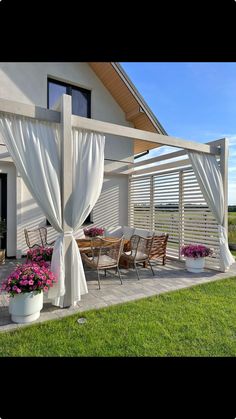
xmin=181 ymin=244 xmax=213 ymax=274
xmin=0 ymin=262 xmax=57 ymax=324
xmin=9 ymin=291 xmax=43 ymax=323
xmin=185 ymin=257 xmax=205 ymax=273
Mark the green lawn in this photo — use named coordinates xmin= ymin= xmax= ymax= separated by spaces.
xmin=1 ymin=277 xmax=236 ymax=356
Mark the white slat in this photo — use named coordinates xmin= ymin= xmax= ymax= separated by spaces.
xmin=129 ymin=167 xmax=221 ymax=270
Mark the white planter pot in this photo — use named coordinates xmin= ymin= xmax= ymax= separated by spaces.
xmin=185 ymin=257 xmax=205 ymax=273
xmin=9 ymin=291 xmax=43 ymax=324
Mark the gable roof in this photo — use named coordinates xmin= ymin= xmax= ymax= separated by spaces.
xmin=88 ymin=62 xmax=167 ymax=155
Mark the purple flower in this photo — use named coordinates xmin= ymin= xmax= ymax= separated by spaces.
xmin=0 ymin=260 xmax=57 ymax=297
xmin=181 ymin=244 xmax=213 ymax=259
xmin=84 ymin=227 xmax=104 ymax=237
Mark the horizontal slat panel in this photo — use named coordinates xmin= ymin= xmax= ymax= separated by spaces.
xmin=129 ymin=168 xmax=221 ymax=270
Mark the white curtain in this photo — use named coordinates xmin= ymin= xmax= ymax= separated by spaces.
xmin=0 ymin=114 xmax=105 ymax=305
xmin=0 ymin=114 xmax=66 ymax=297
xmin=49 ymin=129 xmax=105 ymax=304
xmin=188 ymin=151 xmax=235 ymax=271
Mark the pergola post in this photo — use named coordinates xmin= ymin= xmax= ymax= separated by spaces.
xmin=179 ymin=170 xmax=184 ymax=259
xmin=219 ymin=138 xmax=229 ymax=233
xmin=16 ymin=172 xmax=22 ymax=259
xmin=60 ymin=94 xmax=73 ymax=307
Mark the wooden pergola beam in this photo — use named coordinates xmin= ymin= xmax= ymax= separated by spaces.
xmin=0 ymin=97 xmax=220 ymax=155
xmin=71 ymin=114 xmax=219 ymax=155
xmin=0 ymin=98 xmax=60 ymax=123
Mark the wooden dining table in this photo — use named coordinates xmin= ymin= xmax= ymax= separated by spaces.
xmin=76 ymin=236 xmax=130 ymax=253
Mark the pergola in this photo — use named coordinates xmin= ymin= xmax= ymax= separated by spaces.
xmin=0 ymin=94 xmax=233 ymax=308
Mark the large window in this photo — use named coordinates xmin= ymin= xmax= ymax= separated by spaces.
xmin=47 ymin=78 xmax=92 ymax=225
xmin=47 ymin=78 xmax=91 ymax=117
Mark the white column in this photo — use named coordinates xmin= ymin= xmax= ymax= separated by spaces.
xmin=219 ymin=138 xmax=229 ymax=233
xmin=60 ymin=94 xmax=73 ymax=307
xmin=179 ymin=170 xmax=184 ymax=260
xmin=150 ymin=175 xmax=154 ymax=231
xmin=16 ymin=172 xmax=22 ymax=259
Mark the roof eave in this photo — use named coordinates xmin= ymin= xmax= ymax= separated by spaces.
xmin=112 ymin=62 xmax=168 ymax=136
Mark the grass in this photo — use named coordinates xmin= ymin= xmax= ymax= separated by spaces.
xmin=1 ymin=277 xmax=236 ymax=356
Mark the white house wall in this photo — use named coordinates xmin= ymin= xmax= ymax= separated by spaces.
xmin=0 ymin=63 xmax=133 ymax=256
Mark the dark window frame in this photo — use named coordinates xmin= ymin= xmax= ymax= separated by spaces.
xmin=47 ymin=78 xmax=92 ymax=226
xmin=47 ymin=78 xmax=91 ymax=118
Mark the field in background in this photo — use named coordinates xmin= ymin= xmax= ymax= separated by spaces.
xmin=228 ymin=212 xmax=236 ymax=243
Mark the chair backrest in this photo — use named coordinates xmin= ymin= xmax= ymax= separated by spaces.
xmin=91 ymin=236 xmax=124 ymax=267
xmin=149 ymin=234 xmax=169 ymax=259
xmin=24 ymin=227 xmax=47 ymax=248
xmin=129 ymin=234 xmax=154 ymax=260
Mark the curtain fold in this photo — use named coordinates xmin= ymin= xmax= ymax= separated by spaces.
xmin=0 ymin=114 xmax=105 ymax=305
xmin=0 ymin=114 xmax=66 ymax=297
xmin=188 ymin=151 xmax=235 ymax=271
xmin=70 ymin=128 xmax=105 ymax=303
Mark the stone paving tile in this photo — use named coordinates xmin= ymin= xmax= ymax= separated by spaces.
xmin=1 ymin=258 xmax=236 ymax=332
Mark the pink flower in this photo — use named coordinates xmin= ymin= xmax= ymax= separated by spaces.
xmin=16 ymin=288 xmax=21 ymax=293
xmin=28 ymin=280 xmax=34 ymax=285
xmin=181 ymin=244 xmax=213 ymax=259
xmin=43 ymin=286 xmax=48 ymax=292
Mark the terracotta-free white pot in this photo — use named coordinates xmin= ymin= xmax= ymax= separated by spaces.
xmin=9 ymin=291 xmax=43 ymax=324
xmin=185 ymin=257 xmax=205 ymax=273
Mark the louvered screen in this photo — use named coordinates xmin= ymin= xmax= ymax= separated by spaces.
xmin=129 ymin=176 xmax=151 ymax=230
xmin=153 ymin=171 xmax=180 ymax=258
xmin=129 ymin=167 xmax=221 ymax=270
xmin=182 ymin=169 xmax=221 ymax=270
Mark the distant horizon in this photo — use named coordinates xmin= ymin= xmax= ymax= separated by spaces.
xmin=121 ymin=63 xmax=236 ymax=205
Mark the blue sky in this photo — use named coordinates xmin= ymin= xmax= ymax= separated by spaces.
xmin=121 ymin=62 xmax=236 ymax=205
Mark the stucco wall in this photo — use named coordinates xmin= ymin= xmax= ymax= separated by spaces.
xmin=0 ymin=63 xmax=133 ymax=256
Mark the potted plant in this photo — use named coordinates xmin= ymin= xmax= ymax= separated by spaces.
xmin=26 ymin=246 xmax=53 ymax=267
xmin=83 ymin=227 xmax=104 ymax=238
xmin=0 ymin=218 xmax=7 ymax=265
xmin=0 ymin=262 xmax=57 ymax=323
xmin=181 ymin=244 xmax=213 ymax=273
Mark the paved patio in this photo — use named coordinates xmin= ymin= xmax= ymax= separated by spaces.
xmin=1 ymin=257 xmax=236 ymax=332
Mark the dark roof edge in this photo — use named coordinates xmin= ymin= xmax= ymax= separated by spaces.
xmin=112 ymin=62 xmax=168 ymax=136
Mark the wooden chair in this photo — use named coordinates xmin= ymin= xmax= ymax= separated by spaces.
xmin=120 ymin=234 xmax=154 ymax=280
xmin=149 ymin=233 xmax=169 ymax=265
xmin=81 ymin=236 xmax=124 ymax=289
xmin=24 ymin=227 xmax=55 ymax=249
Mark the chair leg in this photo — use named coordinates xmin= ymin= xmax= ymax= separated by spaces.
xmin=148 ymin=260 xmax=155 ymax=276
xmin=117 ymin=266 xmax=123 ymax=285
xmin=97 ymin=270 xmax=101 ymax=290
xmin=163 ymin=256 xmax=166 ymax=265
xmin=104 ymin=269 xmax=107 ymax=277
xmin=134 ymin=262 xmax=140 ymax=280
